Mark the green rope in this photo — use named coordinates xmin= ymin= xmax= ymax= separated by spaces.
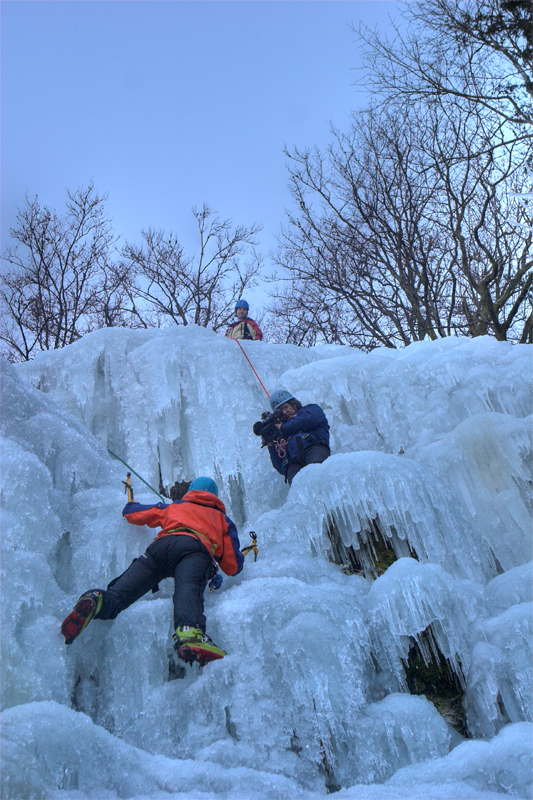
xmin=107 ymin=448 xmax=167 ymax=503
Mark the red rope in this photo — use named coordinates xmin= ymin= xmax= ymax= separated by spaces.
xmin=234 ymin=339 xmax=270 ymax=398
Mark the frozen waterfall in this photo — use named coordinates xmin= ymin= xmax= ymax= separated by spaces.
xmin=1 ymin=328 xmax=532 ymax=799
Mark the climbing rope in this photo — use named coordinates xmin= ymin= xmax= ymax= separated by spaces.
xmin=233 ymin=339 xmax=270 ymax=399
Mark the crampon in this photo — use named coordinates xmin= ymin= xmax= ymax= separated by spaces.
xmin=173 ymin=626 xmax=226 ymax=666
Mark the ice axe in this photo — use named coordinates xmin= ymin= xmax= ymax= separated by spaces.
xmin=241 ymin=531 xmax=258 ymax=561
xmin=122 ymin=472 xmax=134 ymax=503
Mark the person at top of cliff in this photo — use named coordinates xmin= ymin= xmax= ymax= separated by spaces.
xmin=60 ymin=477 xmax=244 ymax=666
xmin=225 ymin=300 xmax=263 ymax=341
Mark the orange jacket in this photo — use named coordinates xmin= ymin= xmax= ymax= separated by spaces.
xmin=122 ymin=490 xmax=244 ymax=576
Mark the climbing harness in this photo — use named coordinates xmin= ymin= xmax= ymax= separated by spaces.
xmin=233 ymin=339 xmax=270 ymax=399
xmin=166 ymin=526 xmax=217 ymax=558
xmin=166 ymin=526 xmax=224 ymax=590
xmin=107 ymin=448 xmax=167 ymax=503
xmin=241 ymin=531 xmax=259 ymax=561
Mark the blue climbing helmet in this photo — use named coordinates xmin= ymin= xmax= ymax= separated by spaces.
xmin=189 ymin=477 xmax=219 ymax=497
xmin=270 ymin=388 xmax=295 ymax=411
xmin=235 ymin=299 xmax=249 ymax=310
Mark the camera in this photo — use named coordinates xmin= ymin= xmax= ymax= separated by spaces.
xmin=253 ymin=408 xmax=285 ymax=445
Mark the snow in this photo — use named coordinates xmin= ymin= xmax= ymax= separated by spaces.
xmin=2 ymin=328 xmax=532 ymax=799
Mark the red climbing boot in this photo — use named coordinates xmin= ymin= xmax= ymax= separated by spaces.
xmin=61 ymin=590 xmax=104 ymax=645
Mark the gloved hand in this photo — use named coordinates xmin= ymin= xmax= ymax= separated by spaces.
xmin=208 ymin=572 xmax=223 ymax=591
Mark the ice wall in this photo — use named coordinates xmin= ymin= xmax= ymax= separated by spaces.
xmin=1 ymin=361 xmax=155 ymax=713
xmin=17 ymin=327 xmax=349 ymax=525
xmin=2 ymin=330 xmax=532 ymax=799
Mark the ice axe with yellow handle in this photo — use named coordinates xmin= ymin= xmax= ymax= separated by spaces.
xmin=241 ymin=531 xmax=258 ymax=561
xmin=122 ymin=472 xmax=134 ymax=503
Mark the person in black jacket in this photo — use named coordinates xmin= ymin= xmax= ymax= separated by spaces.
xmin=264 ymin=388 xmax=330 ymax=485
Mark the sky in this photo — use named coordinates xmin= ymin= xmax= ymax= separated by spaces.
xmin=1 ymin=0 xmax=402 ymax=307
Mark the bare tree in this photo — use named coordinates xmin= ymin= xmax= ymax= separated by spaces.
xmin=356 ymin=0 xmax=533 ymax=130
xmin=429 ymin=108 xmax=533 ymax=340
xmin=271 ymin=110 xmax=454 ymax=349
xmin=1 ymin=184 xmax=126 ymax=362
xmin=264 ymin=283 xmax=355 ymax=346
xmin=271 ymin=99 xmax=532 ymax=348
xmin=1 ymin=191 xmax=264 ymax=360
xmin=268 ymin=0 xmax=532 ymax=348
xmin=120 ymin=204 xmax=262 ymax=330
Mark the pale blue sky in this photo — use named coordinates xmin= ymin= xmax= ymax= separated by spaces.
xmin=2 ymin=1 xmax=401 ymax=303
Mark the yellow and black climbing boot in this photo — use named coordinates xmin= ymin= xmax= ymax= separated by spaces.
xmin=173 ymin=626 xmax=226 ymax=666
xmin=61 ymin=590 xmax=104 ymax=645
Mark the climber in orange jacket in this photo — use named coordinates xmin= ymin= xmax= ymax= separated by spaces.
xmin=61 ymin=477 xmax=244 ymax=666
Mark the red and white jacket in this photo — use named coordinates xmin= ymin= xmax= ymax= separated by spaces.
xmin=225 ymin=317 xmax=263 ymax=340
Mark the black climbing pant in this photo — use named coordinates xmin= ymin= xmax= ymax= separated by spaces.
xmin=96 ymin=535 xmax=213 ymax=631
xmin=286 ymin=444 xmax=330 ymax=487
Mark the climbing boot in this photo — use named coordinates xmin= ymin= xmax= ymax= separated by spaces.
xmin=173 ymin=626 xmax=226 ymax=666
xmin=61 ymin=590 xmax=104 ymax=645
